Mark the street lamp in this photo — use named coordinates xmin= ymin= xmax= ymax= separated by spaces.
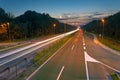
xmin=7 ymin=22 xmax=10 ymax=27
xmin=6 ymin=22 xmax=10 ymax=40
xmin=101 ymin=18 xmax=105 ymax=38
xmin=53 ymin=23 xmax=56 ymax=34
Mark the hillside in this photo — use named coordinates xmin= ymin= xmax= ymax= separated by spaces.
xmin=0 ymin=8 xmax=76 ymax=41
xmin=82 ymin=12 xmax=120 ymax=40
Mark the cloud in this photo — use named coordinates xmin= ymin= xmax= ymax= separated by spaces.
xmin=57 ymin=13 xmax=80 ymax=20
xmin=93 ymin=12 xmax=104 ymax=16
xmin=58 ymin=16 xmax=79 ymax=20
xmin=56 ymin=12 xmax=111 ymax=25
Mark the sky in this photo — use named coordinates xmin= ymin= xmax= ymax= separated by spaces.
xmin=0 ymin=0 xmax=120 ymax=25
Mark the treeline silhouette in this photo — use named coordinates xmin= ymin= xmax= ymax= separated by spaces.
xmin=82 ymin=12 xmax=120 ymax=41
xmin=0 ymin=8 xmax=76 ymax=41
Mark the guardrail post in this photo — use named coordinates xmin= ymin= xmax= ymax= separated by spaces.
xmin=15 ymin=64 xmax=17 ymax=76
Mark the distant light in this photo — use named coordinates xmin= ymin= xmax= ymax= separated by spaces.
xmin=59 ymin=16 xmax=62 ymax=18
xmin=68 ymin=15 xmax=71 ymax=18
xmin=53 ymin=23 xmax=56 ymax=27
xmin=7 ymin=22 xmax=10 ymax=26
xmin=101 ymin=18 xmax=105 ymax=23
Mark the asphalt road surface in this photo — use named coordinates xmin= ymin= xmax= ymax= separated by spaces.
xmin=29 ymin=29 xmax=86 ymax=80
xmin=27 ymin=29 xmax=120 ymax=80
xmin=0 ymin=29 xmax=78 ymax=72
xmin=84 ymin=33 xmax=120 ymax=80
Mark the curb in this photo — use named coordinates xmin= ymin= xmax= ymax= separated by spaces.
xmin=90 ymin=33 xmax=120 ymax=56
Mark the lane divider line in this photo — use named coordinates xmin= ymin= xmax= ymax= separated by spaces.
xmin=99 ymin=61 xmax=120 ymax=73
xmin=85 ymin=51 xmax=120 ymax=73
xmin=26 ymin=35 xmax=73 ymax=80
xmin=83 ymin=36 xmax=120 ymax=79
xmin=83 ymin=37 xmax=85 ymax=43
xmin=57 ymin=66 xmax=65 ymax=80
xmin=83 ymin=46 xmax=86 ymax=50
xmin=83 ymin=36 xmax=90 ymax=80
xmin=71 ymin=45 xmax=75 ymax=50
xmin=83 ymin=43 xmax=85 ymax=46
xmin=84 ymin=51 xmax=90 ymax=80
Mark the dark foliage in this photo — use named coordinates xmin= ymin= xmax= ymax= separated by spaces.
xmin=82 ymin=12 xmax=120 ymax=40
xmin=0 ymin=8 xmax=76 ymax=41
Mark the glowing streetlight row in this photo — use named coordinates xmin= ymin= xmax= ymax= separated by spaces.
xmin=0 ymin=22 xmax=10 ymax=28
xmin=0 ymin=22 xmax=10 ymax=39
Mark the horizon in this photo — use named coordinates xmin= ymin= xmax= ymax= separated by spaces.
xmin=0 ymin=0 xmax=120 ymax=25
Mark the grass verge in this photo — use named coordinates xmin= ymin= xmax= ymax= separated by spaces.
xmin=111 ymin=73 xmax=120 ymax=80
xmin=98 ymin=37 xmax=120 ymax=52
xmin=0 ymin=42 xmax=31 ymax=52
xmin=15 ymin=33 xmax=75 ymax=80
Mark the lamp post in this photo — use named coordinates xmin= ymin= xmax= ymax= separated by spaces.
xmin=7 ymin=22 xmax=10 ymax=40
xmin=53 ymin=23 xmax=56 ymax=34
xmin=101 ymin=19 xmax=105 ymax=38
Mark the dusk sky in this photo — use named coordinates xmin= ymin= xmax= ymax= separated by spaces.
xmin=0 ymin=0 xmax=120 ymax=25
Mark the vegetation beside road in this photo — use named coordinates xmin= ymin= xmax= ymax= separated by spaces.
xmin=84 ymin=31 xmax=120 ymax=53
xmin=0 ymin=42 xmax=31 ymax=52
xmin=15 ymin=33 xmax=75 ymax=80
xmin=82 ymin=11 xmax=120 ymax=52
xmin=0 ymin=7 xmax=76 ymax=41
xmin=98 ymin=37 xmax=120 ymax=52
xmin=111 ymin=73 xmax=120 ymax=80
xmin=0 ymin=34 xmax=56 ymax=51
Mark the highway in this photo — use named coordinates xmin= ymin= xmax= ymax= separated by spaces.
xmin=26 ymin=29 xmax=120 ymax=80
xmin=27 ymin=29 xmax=86 ymax=80
xmin=84 ymin=33 xmax=120 ymax=80
xmin=0 ymin=29 xmax=79 ymax=69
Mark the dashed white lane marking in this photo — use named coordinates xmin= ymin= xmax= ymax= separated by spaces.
xmin=83 ymin=37 xmax=85 ymax=42
xmin=57 ymin=66 xmax=65 ymax=80
xmin=71 ymin=45 xmax=75 ymax=50
xmin=83 ymin=40 xmax=85 ymax=43
xmin=83 ymin=46 xmax=86 ymax=50
xmin=83 ymin=43 xmax=85 ymax=46
xmin=26 ymin=37 xmax=72 ymax=80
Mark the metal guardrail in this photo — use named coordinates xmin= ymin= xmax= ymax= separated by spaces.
xmin=0 ymin=76 xmax=8 ymax=80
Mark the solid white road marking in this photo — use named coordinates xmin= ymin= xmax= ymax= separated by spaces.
xmin=84 ymin=51 xmax=120 ymax=73
xmin=99 ymin=61 xmax=120 ymax=73
xmin=83 ymin=35 xmax=120 ymax=80
xmin=57 ymin=66 xmax=65 ymax=80
xmin=84 ymin=51 xmax=90 ymax=80
xmin=84 ymin=51 xmax=99 ymax=63
xmin=71 ymin=45 xmax=75 ymax=50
